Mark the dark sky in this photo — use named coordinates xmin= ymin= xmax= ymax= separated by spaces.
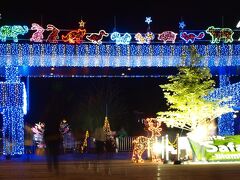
xmin=0 ymin=0 xmax=239 ymax=30
xmin=1 ymin=0 xmax=239 ymax=135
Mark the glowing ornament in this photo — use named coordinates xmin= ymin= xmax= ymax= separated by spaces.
xmin=180 ymin=32 xmax=205 ymax=43
xmin=62 ymin=21 xmax=86 ymax=44
xmin=46 ymin=24 xmax=60 ymax=43
xmin=30 ymin=23 xmax=45 ymax=42
xmin=206 ymin=26 xmax=234 ymax=43
xmin=0 ymin=25 xmax=28 ymax=42
xmin=86 ymin=30 xmax=109 ymax=44
xmin=134 ymin=32 xmax=155 ymax=44
xmin=145 ymin=17 xmax=152 ymax=24
xmin=110 ymin=32 xmax=131 ymax=45
xmin=157 ymin=31 xmax=177 ymax=43
xmin=179 ymin=21 xmax=186 ymax=29
xmin=132 ymin=118 xmax=162 ymax=163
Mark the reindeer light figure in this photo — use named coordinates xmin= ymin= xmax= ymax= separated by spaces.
xmin=132 ymin=118 xmax=162 ymax=163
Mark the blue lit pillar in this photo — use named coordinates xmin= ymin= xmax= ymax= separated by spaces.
xmin=0 ymin=67 xmax=25 ymax=155
xmin=218 ymin=75 xmax=234 ymax=136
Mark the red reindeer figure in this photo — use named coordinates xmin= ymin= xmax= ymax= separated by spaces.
xmin=132 ymin=118 xmax=162 ymax=163
xmin=46 ymin=24 xmax=60 ymax=43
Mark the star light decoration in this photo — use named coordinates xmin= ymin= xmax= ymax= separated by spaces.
xmin=179 ymin=21 xmax=186 ymax=29
xmin=79 ymin=20 xmax=86 ymax=27
xmin=145 ymin=17 xmax=152 ymax=25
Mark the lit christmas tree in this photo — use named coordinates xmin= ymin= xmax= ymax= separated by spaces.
xmin=81 ymin=130 xmax=89 ymax=153
xmin=157 ymin=46 xmax=233 ymax=133
xmin=103 ymin=116 xmax=111 ymax=137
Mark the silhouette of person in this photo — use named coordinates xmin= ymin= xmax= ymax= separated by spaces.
xmin=105 ymin=136 xmax=116 ymax=159
xmin=44 ymin=119 xmax=62 ymax=174
xmin=94 ymin=127 xmax=106 ymax=155
xmin=24 ymin=122 xmax=33 ymax=160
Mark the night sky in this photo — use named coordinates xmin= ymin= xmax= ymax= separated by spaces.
xmin=0 ymin=0 xmax=239 ymax=136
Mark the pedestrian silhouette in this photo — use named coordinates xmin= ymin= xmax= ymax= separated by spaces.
xmin=24 ymin=122 xmax=33 ymax=160
xmin=44 ymin=119 xmax=62 ymax=174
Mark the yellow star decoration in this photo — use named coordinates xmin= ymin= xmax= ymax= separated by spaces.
xmin=79 ymin=20 xmax=86 ymax=28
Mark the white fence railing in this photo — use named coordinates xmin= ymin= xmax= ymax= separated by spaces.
xmin=116 ymin=137 xmax=136 ymax=152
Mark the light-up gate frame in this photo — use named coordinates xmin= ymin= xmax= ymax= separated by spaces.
xmin=0 ymin=43 xmax=240 ymax=155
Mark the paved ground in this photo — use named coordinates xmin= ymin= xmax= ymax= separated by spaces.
xmin=1 ymin=154 xmax=240 ymax=179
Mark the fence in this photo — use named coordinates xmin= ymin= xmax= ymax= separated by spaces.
xmin=115 ymin=136 xmax=136 ymax=152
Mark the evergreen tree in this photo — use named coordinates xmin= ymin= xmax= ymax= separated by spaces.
xmin=157 ymin=46 xmax=233 ymax=132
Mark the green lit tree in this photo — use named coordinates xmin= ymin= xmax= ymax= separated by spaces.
xmin=157 ymin=46 xmax=233 ymax=132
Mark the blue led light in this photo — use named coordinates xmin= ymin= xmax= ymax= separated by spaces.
xmin=206 ymin=77 xmax=240 ymax=135
xmin=0 ymin=42 xmax=240 ymax=155
xmin=0 ymin=43 xmax=240 ymax=67
xmin=110 ymin=32 xmax=132 ymax=45
xmin=145 ymin=17 xmax=152 ymax=25
xmin=0 ymin=66 xmax=25 ymax=155
xmin=179 ymin=21 xmax=186 ymax=29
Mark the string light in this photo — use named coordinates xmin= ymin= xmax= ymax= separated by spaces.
xmin=180 ymin=32 xmax=205 ymax=43
xmin=132 ymin=118 xmax=162 ymax=163
xmin=0 ymin=25 xmax=28 ymax=42
xmin=61 ymin=21 xmax=86 ymax=44
xmin=0 ymin=42 xmax=240 ymax=155
xmin=0 ymin=44 xmax=239 ymax=67
xmin=62 ymin=29 xmax=86 ymax=44
xmin=86 ymin=30 xmax=109 ymax=44
xmin=145 ymin=17 xmax=152 ymax=24
xmin=157 ymin=31 xmax=177 ymax=43
xmin=81 ymin=130 xmax=89 ymax=153
xmin=134 ymin=32 xmax=155 ymax=44
xmin=30 ymin=23 xmax=45 ymax=43
xmin=0 ymin=67 xmax=26 ymax=155
xmin=206 ymin=26 xmax=234 ymax=43
xmin=110 ymin=32 xmax=132 ymax=45
xmin=32 ymin=122 xmax=45 ymax=148
xmin=179 ymin=21 xmax=186 ymax=29
xmin=206 ymin=79 xmax=240 ymax=135
xmin=46 ymin=24 xmax=60 ymax=43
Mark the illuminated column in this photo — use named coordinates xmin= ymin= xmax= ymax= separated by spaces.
xmin=176 ymin=133 xmax=180 ymax=160
xmin=218 ymin=75 xmax=234 ymax=135
xmin=0 ymin=66 xmax=25 ymax=155
xmin=161 ymin=136 xmax=164 ymax=159
xmin=165 ymin=134 xmax=169 ymax=161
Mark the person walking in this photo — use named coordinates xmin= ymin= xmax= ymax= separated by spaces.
xmin=44 ymin=120 xmax=62 ymax=175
